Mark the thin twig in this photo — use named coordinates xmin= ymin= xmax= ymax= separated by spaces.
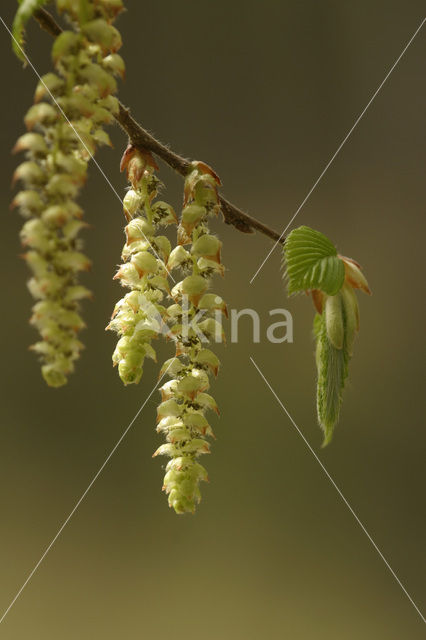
xmin=33 ymin=8 xmax=283 ymax=242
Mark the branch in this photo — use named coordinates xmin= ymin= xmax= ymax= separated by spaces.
xmin=33 ymin=8 xmax=283 ymax=243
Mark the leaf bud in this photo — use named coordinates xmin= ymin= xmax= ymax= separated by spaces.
xmin=340 ymin=256 xmax=371 ymax=295
xmin=324 ymin=294 xmax=344 ymax=350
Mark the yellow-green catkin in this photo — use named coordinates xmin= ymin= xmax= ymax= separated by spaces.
xmin=12 ymin=0 xmax=125 ymax=386
xmin=153 ymin=161 xmax=227 ymax=514
xmin=106 ymin=145 xmax=178 ymax=385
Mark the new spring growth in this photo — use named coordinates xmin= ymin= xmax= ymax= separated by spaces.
xmin=153 ymin=161 xmax=226 ymax=514
xmin=107 ymin=145 xmax=177 ymax=385
xmin=12 ymin=0 xmax=125 ymax=386
xmin=283 ymin=226 xmax=371 ymax=446
xmin=312 ymin=257 xmax=371 ymax=446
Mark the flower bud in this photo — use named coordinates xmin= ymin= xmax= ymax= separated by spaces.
xmin=197 ymin=257 xmax=225 ymax=277
xmin=118 ymin=358 xmax=143 ymax=385
xmin=62 ymin=220 xmax=89 ymax=241
xmin=113 ymin=262 xmax=141 ymax=287
xmin=191 ymin=234 xmax=222 ymax=262
xmin=166 ymin=427 xmax=192 ymax=444
xmin=182 ymin=413 xmax=211 ymax=436
xmin=123 ymin=189 xmax=143 ymax=218
xmin=63 ymin=286 xmax=92 ymax=303
xmin=41 ymin=204 xmax=72 ymax=226
xmin=24 ymin=103 xmax=58 ymax=131
xmin=12 ymin=133 xmax=48 ymax=156
xmin=153 ymin=236 xmax=171 ymax=262
xmin=196 ymin=392 xmax=220 ymax=415
xmin=148 ymin=275 xmax=170 ymax=294
xmin=167 ymin=245 xmax=191 ymax=271
xmin=54 ymin=251 xmax=91 ymax=272
xmin=176 ymin=370 xmax=210 ymax=397
xmin=159 ymin=379 xmax=179 ymax=401
xmin=157 ymin=417 xmax=184 ymax=434
xmin=102 ymin=53 xmax=126 ymax=78
xmin=125 ymin=218 xmax=155 ymax=243
xmin=52 ymin=31 xmax=81 ymax=63
xmin=41 ymin=364 xmax=68 ymax=388
xmin=78 ymin=63 xmax=117 ymax=97
xmin=180 ymin=275 xmax=208 ymax=305
xmin=194 ymin=348 xmax=220 ymax=376
xmin=45 ymin=174 xmax=80 ymax=198
xmin=131 ymin=251 xmax=159 ymax=276
xmin=152 ymin=201 xmax=178 ymax=226
xmin=92 ymin=128 xmax=112 ymax=147
xmin=180 ymin=204 xmax=206 ymax=235
xmin=82 ymin=19 xmax=122 ymax=53
xmin=11 ymin=190 xmax=44 ymax=216
xmin=159 ymin=357 xmax=184 ymax=379
xmin=198 ymin=293 xmax=228 ymax=317
xmin=13 ymin=161 xmax=45 ymax=186
xmin=196 ymin=318 xmax=225 ymax=343
xmin=157 ymin=399 xmax=182 ymax=420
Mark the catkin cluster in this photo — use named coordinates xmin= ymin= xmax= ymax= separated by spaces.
xmin=107 ymin=146 xmax=177 ymax=385
xmin=12 ymin=0 xmax=125 ymax=386
xmin=153 ymin=162 xmax=227 ymax=514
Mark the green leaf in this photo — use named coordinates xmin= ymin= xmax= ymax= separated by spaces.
xmin=12 ymin=0 xmax=50 ymax=63
xmin=315 ymin=309 xmax=349 ymax=447
xmin=283 ymin=226 xmax=345 ymax=295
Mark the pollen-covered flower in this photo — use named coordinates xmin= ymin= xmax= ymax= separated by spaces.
xmin=12 ymin=1 xmax=125 ymax=386
xmin=154 ymin=161 xmax=226 ymax=514
xmin=107 ymin=146 xmax=177 ymax=385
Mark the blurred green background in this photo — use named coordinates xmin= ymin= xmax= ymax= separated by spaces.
xmin=0 ymin=1 xmax=425 ymax=637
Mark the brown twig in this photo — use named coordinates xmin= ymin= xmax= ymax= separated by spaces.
xmin=33 ymin=8 xmax=284 ymax=243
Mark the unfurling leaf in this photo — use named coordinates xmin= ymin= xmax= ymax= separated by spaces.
xmin=283 ymin=226 xmax=371 ymax=445
xmin=283 ymin=226 xmax=345 ymax=295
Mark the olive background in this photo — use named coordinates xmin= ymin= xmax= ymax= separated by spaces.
xmin=0 ymin=1 xmax=425 ymax=638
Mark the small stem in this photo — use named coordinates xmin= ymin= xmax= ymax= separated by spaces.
xmin=32 ymin=8 xmax=284 ymax=244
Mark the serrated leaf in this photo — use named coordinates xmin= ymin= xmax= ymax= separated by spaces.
xmin=315 ymin=309 xmax=349 ymax=447
xmin=12 ymin=0 xmax=50 ymax=63
xmin=283 ymin=226 xmax=345 ymax=295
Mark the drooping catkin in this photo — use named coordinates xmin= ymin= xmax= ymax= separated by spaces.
xmin=12 ymin=0 xmax=125 ymax=386
xmin=153 ymin=161 xmax=227 ymax=514
xmin=106 ymin=145 xmax=177 ymax=385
